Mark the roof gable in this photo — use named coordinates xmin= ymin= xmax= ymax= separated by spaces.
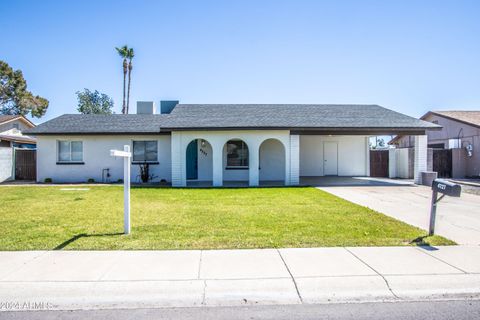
xmin=0 ymin=115 xmax=35 ymax=128
xmin=422 ymin=111 xmax=480 ymax=129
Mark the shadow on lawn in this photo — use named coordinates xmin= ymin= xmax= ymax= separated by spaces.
xmin=53 ymin=232 xmax=124 ymax=250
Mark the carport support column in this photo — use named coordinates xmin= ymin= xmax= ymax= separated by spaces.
xmin=388 ymin=148 xmax=397 ymax=178
xmin=289 ymin=134 xmax=300 ymax=186
xmin=212 ymin=143 xmax=223 ymax=187
xmin=249 ymin=145 xmax=259 ymax=187
xmin=414 ymin=135 xmax=427 ymax=185
xmin=365 ymin=137 xmax=370 ymax=176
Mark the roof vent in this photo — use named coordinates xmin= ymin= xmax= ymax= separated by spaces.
xmin=160 ymin=100 xmax=179 ymax=114
xmin=136 ymin=101 xmax=157 ymax=114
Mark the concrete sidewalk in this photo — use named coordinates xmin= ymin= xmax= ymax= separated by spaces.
xmin=0 ymin=246 xmax=479 ymax=311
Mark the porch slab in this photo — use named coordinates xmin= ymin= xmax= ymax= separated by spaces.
xmin=347 ymin=247 xmax=463 ymax=275
xmin=301 ymin=176 xmax=414 ymax=187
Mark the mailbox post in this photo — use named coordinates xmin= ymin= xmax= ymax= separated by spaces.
xmin=429 ymin=179 xmax=461 ymax=236
xmin=110 ymin=145 xmax=132 ymax=235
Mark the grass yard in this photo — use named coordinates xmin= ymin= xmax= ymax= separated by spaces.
xmin=0 ymin=186 xmax=453 ymax=250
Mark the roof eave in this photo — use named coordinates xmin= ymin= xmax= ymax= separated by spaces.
xmin=27 ymin=131 xmax=169 ymax=136
xmin=162 ymin=126 xmax=437 ymax=135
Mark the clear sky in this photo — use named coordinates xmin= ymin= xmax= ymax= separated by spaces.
xmin=1 ymin=0 xmax=479 ymax=123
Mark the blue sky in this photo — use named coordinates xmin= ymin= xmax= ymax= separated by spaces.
xmin=1 ymin=0 xmax=479 ymax=123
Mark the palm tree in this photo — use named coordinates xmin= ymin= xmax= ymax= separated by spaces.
xmin=126 ymin=47 xmax=135 ymax=114
xmin=115 ymin=45 xmax=129 ymax=114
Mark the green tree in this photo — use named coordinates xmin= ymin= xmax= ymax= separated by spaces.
xmin=0 ymin=60 xmax=49 ymax=118
xmin=76 ymin=89 xmax=114 ymax=114
xmin=126 ymin=47 xmax=134 ymax=114
xmin=115 ymin=45 xmax=129 ymax=114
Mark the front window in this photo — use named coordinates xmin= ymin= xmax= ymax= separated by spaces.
xmin=226 ymin=140 xmax=249 ymax=168
xmin=58 ymin=141 xmax=83 ymax=162
xmin=133 ymin=141 xmax=158 ymax=162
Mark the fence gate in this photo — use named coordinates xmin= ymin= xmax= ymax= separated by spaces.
xmin=432 ymin=149 xmax=452 ymax=178
xmin=15 ymin=149 xmax=36 ymax=180
xmin=370 ymin=150 xmax=389 ymax=177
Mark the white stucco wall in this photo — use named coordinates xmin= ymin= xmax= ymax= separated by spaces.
xmin=395 ymin=148 xmax=410 ymax=178
xmin=0 ymin=145 xmax=13 ymax=182
xmin=36 ymin=135 xmax=171 ymax=183
xmin=299 ymin=135 xmax=368 ymax=176
xmin=259 ymin=139 xmax=286 ymax=181
xmin=197 ymin=140 xmax=213 ymax=181
xmin=36 ymin=132 xmax=372 ymax=185
xmin=171 ymin=130 xmax=292 ymax=186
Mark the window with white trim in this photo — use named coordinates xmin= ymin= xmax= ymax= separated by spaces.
xmin=133 ymin=140 xmax=158 ymax=162
xmin=57 ymin=140 xmax=83 ymax=162
xmin=226 ymin=140 xmax=249 ymax=168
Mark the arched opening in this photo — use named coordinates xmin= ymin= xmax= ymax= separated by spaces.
xmin=223 ymin=139 xmax=249 ymax=186
xmin=185 ymin=139 xmax=213 ymax=186
xmin=259 ymin=138 xmax=286 ymax=185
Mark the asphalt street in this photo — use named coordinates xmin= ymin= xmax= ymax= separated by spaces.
xmin=1 ymin=300 xmax=479 ymax=320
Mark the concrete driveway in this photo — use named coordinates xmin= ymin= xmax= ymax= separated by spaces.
xmin=318 ymin=182 xmax=480 ymax=245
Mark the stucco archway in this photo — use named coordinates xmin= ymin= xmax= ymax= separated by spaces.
xmin=185 ymin=138 xmax=213 ymax=186
xmin=259 ymin=138 xmax=286 ymax=185
xmin=222 ymin=139 xmax=250 ymax=186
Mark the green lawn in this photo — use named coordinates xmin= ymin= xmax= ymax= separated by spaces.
xmin=0 ymin=186 xmax=453 ymax=250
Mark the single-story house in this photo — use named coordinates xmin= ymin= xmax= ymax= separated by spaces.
xmin=0 ymin=115 xmax=37 ymax=182
xmin=25 ymin=102 xmax=439 ymax=186
xmin=389 ymin=110 xmax=479 ymax=178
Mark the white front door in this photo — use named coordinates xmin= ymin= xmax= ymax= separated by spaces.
xmin=323 ymin=141 xmax=338 ymax=175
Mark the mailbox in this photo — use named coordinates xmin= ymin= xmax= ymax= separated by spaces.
xmin=432 ymin=179 xmax=461 ymax=197
xmin=428 ymin=179 xmax=462 ymax=236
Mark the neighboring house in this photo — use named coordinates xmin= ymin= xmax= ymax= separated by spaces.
xmin=25 ymin=102 xmax=439 ymax=186
xmin=389 ymin=111 xmax=480 ymax=178
xmin=0 ymin=115 xmax=37 ymax=182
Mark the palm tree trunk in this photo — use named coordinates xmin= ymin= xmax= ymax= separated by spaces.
xmin=126 ymin=61 xmax=132 ymax=114
xmin=122 ymin=58 xmax=127 ymax=114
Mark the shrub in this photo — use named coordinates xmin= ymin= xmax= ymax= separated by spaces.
xmin=87 ymin=178 xmax=95 ymax=183
xmin=117 ymin=179 xmax=124 ymax=183
xmin=44 ymin=178 xmax=52 ymax=183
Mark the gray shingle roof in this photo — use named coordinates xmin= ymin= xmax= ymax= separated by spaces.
xmin=25 ymin=114 xmax=168 ymax=134
xmin=163 ymin=104 xmax=439 ymax=130
xmin=25 ymin=104 xmax=439 ymax=135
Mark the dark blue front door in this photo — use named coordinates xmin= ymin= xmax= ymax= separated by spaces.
xmin=186 ymin=140 xmax=198 ymax=180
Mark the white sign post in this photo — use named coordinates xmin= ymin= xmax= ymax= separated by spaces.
xmin=110 ymin=145 xmax=132 ymax=235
